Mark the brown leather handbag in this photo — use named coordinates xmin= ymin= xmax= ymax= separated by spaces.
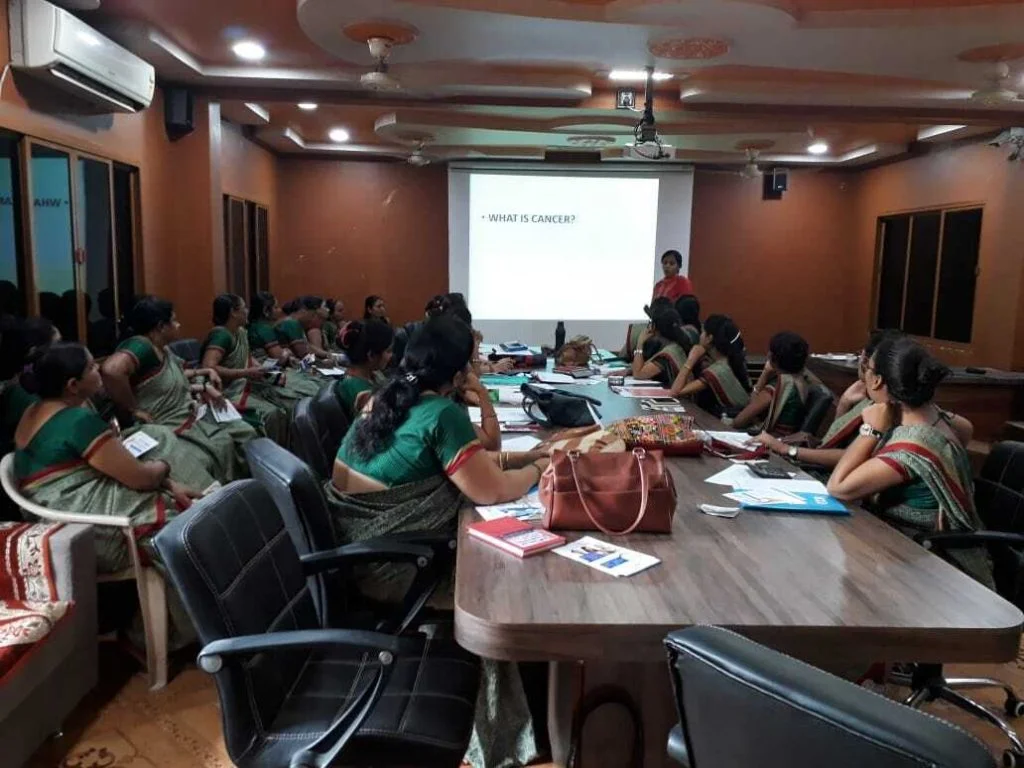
xmin=556 ymin=335 xmax=597 ymax=367
xmin=539 ymin=447 xmax=677 ymax=535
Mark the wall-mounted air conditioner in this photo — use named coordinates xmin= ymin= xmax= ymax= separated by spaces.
xmin=8 ymin=0 xmax=154 ymax=113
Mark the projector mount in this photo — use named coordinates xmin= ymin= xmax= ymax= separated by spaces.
xmin=632 ymin=66 xmax=669 ymax=160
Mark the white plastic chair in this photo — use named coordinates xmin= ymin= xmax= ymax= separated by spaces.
xmin=0 ymin=453 xmax=168 ymax=690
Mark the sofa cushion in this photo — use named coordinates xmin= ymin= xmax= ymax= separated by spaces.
xmin=0 ymin=600 xmax=71 ymax=679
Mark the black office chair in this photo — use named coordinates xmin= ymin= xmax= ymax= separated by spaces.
xmin=245 ymin=438 xmax=453 ymax=632
xmin=665 ymin=626 xmax=995 ymax=768
xmin=153 ymin=480 xmax=480 ymax=768
xmin=312 ymin=383 xmax=351 ymax=445
xmin=798 ymin=384 xmax=835 ymax=439
xmin=891 ymin=440 xmax=1024 ymax=764
xmin=290 ymin=396 xmax=334 ymax=479
xmin=167 ymin=338 xmax=202 ymax=367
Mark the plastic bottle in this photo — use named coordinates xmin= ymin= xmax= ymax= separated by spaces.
xmin=555 ymin=321 xmax=566 ymax=351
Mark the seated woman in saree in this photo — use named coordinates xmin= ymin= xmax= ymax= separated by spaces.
xmin=623 ymin=307 xmax=693 ymax=386
xmin=319 ymin=298 xmax=345 ymax=354
xmin=0 ymin=316 xmax=60 ymax=452
xmin=275 ymin=295 xmax=331 ymax=363
xmin=14 ymin=343 xmax=206 ymax=573
xmin=674 ymin=294 xmax=702 ymax=348
xmin=334 ymin=319 xmax=393 ymax=421
xmin=299 ymin=295 xmax=334 ymax=360
xmin=732 ymin=331 xmax=812 ymax=436
xmin=200 ymin=294 xmax=289 ymax=444
xmin=328 ymin=314 xmax=547 ymax=768
xmin=755 ymin=329 xmax=899 ymax=467
xmin=616 ymin=297 xmax=671 ymax=360
xmin=101 ymin=296 xmax=256 ymax=483
xmin=247 ymin=291 xmax=322 ymax=399
xmin=668 ymin=314 xmax=751 ymax=416
xmin=827 ymin=336 xmax=993 ymax=588
xmin=363 ymin=294 xmax=391 ymax=325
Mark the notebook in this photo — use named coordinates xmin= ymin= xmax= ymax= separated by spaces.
xmin=725 ymin=489 xmax=849 ymax=515
xmin=466 ymin=518 xmax=565 ymax=558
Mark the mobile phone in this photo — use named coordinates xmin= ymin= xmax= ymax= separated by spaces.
xmin=700 ymin=504 xmax=741 ymax=518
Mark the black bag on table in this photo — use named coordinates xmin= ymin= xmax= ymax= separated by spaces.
xmin=521 ymin=383 xmax=600 ymax=428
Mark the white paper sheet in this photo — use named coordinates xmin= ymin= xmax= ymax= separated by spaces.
xmin=475 ymin=491 xmax=544 ymax=522
xmin=122 ymin=431 xmax=159 ymax=458
xmin=552 ymin=536 xmax=660 ymax=578
xmin=701 ymin=431 xmax=758 ymax=451
xmin=210 ymin=400 xmax=244 ymax=424
xmin=492 ymin=386 xmax=525 ymax=405
xmin=502 ymin=435 xmax=542 ymax=452
xmin=468 ymin=406 xmax=532 ymax=425
xmin=316 ymin=367 xmax=346 ymax=377
xmin=705 ymin=464 xmax=829 ymax=495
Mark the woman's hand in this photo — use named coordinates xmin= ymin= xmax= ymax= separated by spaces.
xmin=246 ymin=367 xmax=266 ymax=379
xmin=862 ymin=402 xmax=894 ymax=433
xmin=165 ymin=479 xmax=202 ymax=509
xmin=202 ymin=384 xmax=226 ymax=405
xmin=686 ymin=343 xmax=706 ymax=366
xmin=133 ymin=409 xmax=154 ymax=424
xmin=204 ymin=370 xmax=223 ymax=390
xmin=752 ymin=431 xmax=787 ymax=454
xmin=491 ymin=357 xmax=515 ymax=374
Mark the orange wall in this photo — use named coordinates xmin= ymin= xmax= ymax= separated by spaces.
xmin=689 ymin=169 xmax=858 ymax=356
xmin=273 ymin=159 xmax=448 ymax=324
xmin=850 ymin=144 xmax=1024 ymax=371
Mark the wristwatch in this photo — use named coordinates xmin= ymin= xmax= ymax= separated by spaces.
xmin=859 ymin=423 xmax=885 ymax=440
xmin=787 ymin=445 xmax=799 ymax=459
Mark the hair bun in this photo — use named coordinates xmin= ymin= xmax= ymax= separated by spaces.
xmin=338 ymin=320 xmax=362 ymax=351
xmin=917 ymin=357 xmax=949 ymax=389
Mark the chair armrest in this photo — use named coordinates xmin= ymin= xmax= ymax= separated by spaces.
xmin=917 ymin=531 xmax=1024 ymax=551
xmin=300 ymin=540 xmax=435 ymax=574
xmin=198 ymin=628 xmax=425 ymax=671
xmin=373 ymin=530 xmax=457 ymax=558
xmin=202 ymin=629 xmax=409 ymax=768
xmin=667 ymin=725 xmax=691 ymax=767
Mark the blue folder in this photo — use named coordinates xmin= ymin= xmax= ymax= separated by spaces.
xmin=740 ymin=491 xmax=850 ymax=516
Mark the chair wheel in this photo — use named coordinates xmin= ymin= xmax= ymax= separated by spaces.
xmin=1006 ymin=698 xmax=1024 ymax=718
xmin=1004 ymin=749 xmax=1023 ymax=768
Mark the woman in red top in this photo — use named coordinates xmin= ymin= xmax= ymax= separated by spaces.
xmin=653 ymin=249 xmax=694 ymax=302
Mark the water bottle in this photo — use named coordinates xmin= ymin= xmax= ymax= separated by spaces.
xmin=555 ymin=321 xmax=566 ymax=351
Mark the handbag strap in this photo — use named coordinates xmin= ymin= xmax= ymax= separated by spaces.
xmin=567 ymin=448 xmax=651 ymax=536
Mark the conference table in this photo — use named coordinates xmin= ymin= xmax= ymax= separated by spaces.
xmin=453 ymin=380 xmax=1024 ymax=767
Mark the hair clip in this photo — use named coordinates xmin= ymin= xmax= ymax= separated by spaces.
xmin=405 ymin=373 xmax=419 ymax=384
xmin=730 ymin=331 xmax=742 ymax=344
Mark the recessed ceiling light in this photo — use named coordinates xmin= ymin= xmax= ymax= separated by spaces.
xmin=807 ymin=141 xmax=829 ymax=155
xmin=297 ymin=102 xmax=318 ymax=111
xmin=609 ymin=70 xmax=673 ymax=82
xmin=328 ymin=127 xmax=350 ymax=143
xmin=232 ymin=40 xmax=266 ymax=62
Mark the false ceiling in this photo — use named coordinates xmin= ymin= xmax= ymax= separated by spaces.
xmin=85 ymin=0 xmax=1024 ymax=166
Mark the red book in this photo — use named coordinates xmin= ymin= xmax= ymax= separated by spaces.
xmin=467 ymin=518 xmax=566 ymax=558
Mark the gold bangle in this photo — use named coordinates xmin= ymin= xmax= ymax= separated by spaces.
xmin=499 ymin=452 xmax=507 ymax=470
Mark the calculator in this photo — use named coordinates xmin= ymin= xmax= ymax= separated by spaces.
xmin=749 ymin=463 xmax=793 ymax=480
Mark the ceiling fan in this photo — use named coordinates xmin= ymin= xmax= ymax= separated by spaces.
xmin=970 ymin=62 xmax=1022 ymax=105
xmin=360 ymin=37 xmax=403 ymax=92
xmin=738 ymin=148 xmax=763 ymax=179
xmin=406 ymin=140 xmax=436 ymax=166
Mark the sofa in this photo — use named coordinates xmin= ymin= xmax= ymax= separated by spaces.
xmin=0 ymin=523 xmax=98 ymax=768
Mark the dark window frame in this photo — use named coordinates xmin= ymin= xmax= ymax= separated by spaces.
xmin=872 ymin=204 xmax=983 ymax=345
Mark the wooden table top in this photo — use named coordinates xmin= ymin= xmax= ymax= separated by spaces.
xmin=454 ymin=381 xmax=1024 ymax=666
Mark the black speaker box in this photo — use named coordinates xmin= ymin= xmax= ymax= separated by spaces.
xmin=763 ymin=168 xmax=788 ymax=200
xmin=164 ymin=87 xmax=195 ymax=141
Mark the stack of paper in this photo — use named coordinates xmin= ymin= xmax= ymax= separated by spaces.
xmin=122 ymin=431 xmax=159 ymax=458
xmin=700 ymin=431 xmax=758 ymax=451
xmin=476 ymin=490 xmax=544 ymax=522
xmin=705 ymin=464 xmax=828 ymax=494
xmin=316 ymin=367 xmax=346 ymax=377
xmin=535 ymin=372 xmax=601 ymax=386
xmin=705 ymin=465 xmax=847 ymax=515
xmin=552 ymin=536 xmax=660 ymax=577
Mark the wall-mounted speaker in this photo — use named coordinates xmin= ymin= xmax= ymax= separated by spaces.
xmin=164 ymin=87 xmax=195 ymax=141
xmin=762 ymin=168 xmax=788 ymax=201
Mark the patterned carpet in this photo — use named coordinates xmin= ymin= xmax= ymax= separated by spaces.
xmin=25 ymin=644 xmax=1024 ymax=768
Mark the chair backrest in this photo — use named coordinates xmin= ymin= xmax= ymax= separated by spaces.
xmin=799 ymin=385 xmax=835 ymax=438
xmin=167 ymin=338 xmax=202 ymax=367
xmin=312 ymin=384 xmax=351 ymax=450
xmin=973 ymin=441 xmax=1024 ymax=607
xmin=289 ymin=396 xmax=332 ymax=479
xmin=153 ymin=480 xmax=321 ymax=764
xmin=664 ymin=626 xmax=994 ymax=768
xmin=245 ymin=438 xmax=338 ymax=624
